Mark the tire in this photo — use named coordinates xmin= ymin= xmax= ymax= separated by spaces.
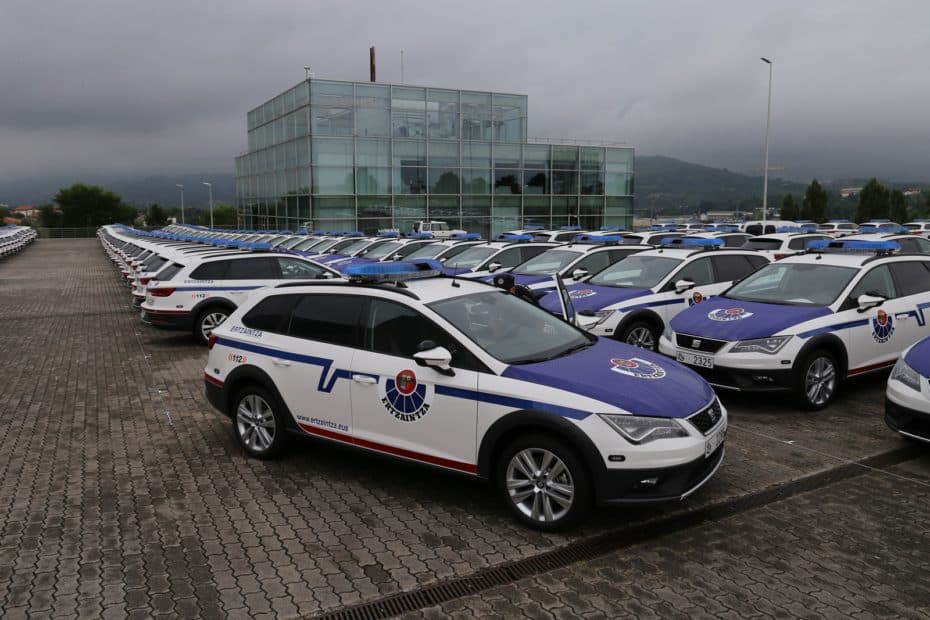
xmin=796 ymin=349 xmax=840 ymax=410
xmin=231 ymin=384 xmax=289 ymax=459
xmin=496 ymin=433 xmax=591 ymax=531
xmin=619 ymin=320 xmax=659 ymax=351
xmin=194 ymin=306 xmax=230 ymax=344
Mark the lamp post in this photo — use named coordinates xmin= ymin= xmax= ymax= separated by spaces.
xmin=202 ymin=182 xmax=213 ymax=229
xmin=760 ymin=57 xmax=773 ymax=223
xmin=175 ymin=184 xmax=184 ymax=224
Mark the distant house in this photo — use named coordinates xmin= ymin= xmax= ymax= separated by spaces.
xmin=3 ymin=216 xmax=19 ymax=225
xmin=13 ymin=205 xmax=39 ymax=219
xmin=840 ymin=187 xmax=863 ymax=199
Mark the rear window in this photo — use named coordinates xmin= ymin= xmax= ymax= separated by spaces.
xmin=190 ymin=260 xmax=229 ymax=280
xmin=154 ymin=263 xmax=183 ymax=281
xmin=743 ymin=238 xmax=782 ymax=250
xmin=241 ymin=295 xmax=299 ymax=333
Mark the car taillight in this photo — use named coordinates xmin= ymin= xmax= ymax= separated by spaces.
xmin=774 ymin=253 xmax=788 ymax=260
xmin=207 ymin=334 xmax=218 ymax=350
xmin=148 ymin=287 xmax=175 ymax=297
xmin=140 ymin=277 xmax=151 ymax=285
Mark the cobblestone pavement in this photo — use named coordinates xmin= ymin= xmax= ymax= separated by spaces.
xmin=405 ymin=457 xmax=930 ymax=619
xmin=0 ymin=239 xmax=924 ymax=618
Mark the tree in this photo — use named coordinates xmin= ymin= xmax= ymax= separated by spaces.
xmin=855 ymin=178 xmax=890 ymax=223
xmin=39 ymin=204 xmax=62 ymax=227
xmin=0 ymin=205 xmax=9 ymax=220
xmin=53 ymin=183 xmax=136 ymax=227
xmin=890 ymin=189 xmax=907 ymax=223
xmin=802 ymin=179 xmax=828 ymax=222
xmin=147 ymin=203 xmax=167 ymax=227
xmin=211 ymin=204 xmax=238 ymax=227
xmin=781 ymin=193 xmax=799 ymax=220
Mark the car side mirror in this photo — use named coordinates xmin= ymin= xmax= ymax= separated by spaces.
xmin=487 ymin=262 xmax=502 ymax=273
xmin=391 ymin=253 xmax=403 ymax=260
xmin=413 ymin=345 xmax=455 ymax=376
xmin=857 ymin=293 xmax=885 ymax=312
xmin=570 ymin=268 xmax=589 ymax=281
xmin=675 ymin=279 xmax=696 ymax=294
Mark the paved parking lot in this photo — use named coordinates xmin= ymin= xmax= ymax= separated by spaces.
xmin=1 ymin=239 xmax=927 ymax=619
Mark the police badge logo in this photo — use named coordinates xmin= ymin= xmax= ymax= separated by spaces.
xmin=689 ymin=291 xmax=704 ymax=306
xmin=569 ymin=288 xmax=597 ymax=299
xmin=708 ymin=307 xmax=754 ymax=321
xmin=872 ymin=309 xmax=894 ymax=343
xmin=610 ymin=357 xmax=667 ymax=380
xmin=380 ymin=369 xmax=432 ymax=421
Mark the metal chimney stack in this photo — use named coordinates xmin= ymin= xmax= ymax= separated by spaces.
xmin=369 ymin=46 xmax=376 ymax=82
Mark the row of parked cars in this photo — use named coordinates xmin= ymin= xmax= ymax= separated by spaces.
xmin=0 ymin=225 xmax=37 ymax=258
xmin=99 ymin=221 xmax=928 ymax=528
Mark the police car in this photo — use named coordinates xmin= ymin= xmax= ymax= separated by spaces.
xmin=843 ymin=232 xmax=930 ymax=254
xmin=540 ymin=239 xmax=770 ymax=350
xmin=440 ymin=235 xmax=558 ymax=278
xmin=310 ymin=232 xmax=398 ymax=264
xmin=401 ymin=234 xmax=485 ymax=263
xmin=742 ymin=229 xmax=833 ymax=260
xmin=816 ymin=220 xmax=859 ymax=237
xmin=620 ymin=230 xmax=685 ymax=246
xmin=860 ymin=220 xmax=906 ymax=233
xmin=903 ymin=220 xmax=930 ymax=237
xmin=660 ymin=239 xmax=930 ymax=409
xmin=203 ymin=260 xmax=727 ymax=530
xmin=885 ymin=336 xmax=930 ymax=443
xmin=680 ymin=230 xmax=752 ymax=248
xmin=482 ymin=236 xmax=645 ymax=291
xmin=325 ymin=235 xmax=439 ymax=272
xmin=141 ymin=252 xmax=341 ymax=343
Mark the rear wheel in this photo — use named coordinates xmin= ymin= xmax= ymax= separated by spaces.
xmin=496 ymin=434 xmax=591 ymax=531
xmin=620 ymin=320 xmax=659 ymax=351
xmin=195 ymin=306 xmax=229 ymax=344
xmin=232 ymin=385 xmax=288 ymax=459
xmin=796 ymin=349 xmax=839 ymax=410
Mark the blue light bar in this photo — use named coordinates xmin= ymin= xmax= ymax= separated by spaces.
xmin=574 ymin=234 xmax=620 ymax=244
xmin=599 ymin=225 xmax=626 ymax=231
xmin=661 ymin=237 xmax=724 ymax=247
xmin=377 ymin=231 xmax=401 ymax=237
xmin=650 ymin=224 xmax=679 ymax=231
xmin=704 ymin=224 xmax=740 ymax=232
xmin=807 ymin=239 xmax=900 ymax=252
xmin=521 ymin=225 xmax=546 ymax=230
xmin=249 ymin=242 xmax=273 ymax=251
xmin=450 ymin=232 xmax=482 ymax=240
xmin=775 ymin=226 xmax=810 ymax=233
xmin=495 ymin=233 xmax=532 ymax=241
xmin=559 ymin=225 xmax=582 ymax=231
xmin=344 ymin=259 xmax=444 ymax=281
xmin=409 ymin=232 xmax=434 ymax=239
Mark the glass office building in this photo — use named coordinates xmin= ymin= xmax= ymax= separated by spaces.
xmin=235 ymin=79 xmax=633 ymax=237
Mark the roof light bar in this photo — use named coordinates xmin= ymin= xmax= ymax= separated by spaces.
xmin=344 ymin=259 xmax=444 ymax=282
xmin=573 ymin=234 xmax=621 ymax=245
xmin=409 ymin=232 xmax=434 ymax=239
xmin=495 ymin=233 xmax=532 ymax=241
xmin=661 ymin=237 xmax=724 ymax=247
xmin=807 ymin=239 xmax=900 ymax=253
xmin=377 ymin=231 xmax=401 ymax=237
xmin=450 ymin=232 xmax=482 ymax=240
xmin=599 ymin=225 xmax=626 ymax=231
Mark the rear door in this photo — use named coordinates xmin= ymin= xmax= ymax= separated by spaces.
xmin=221 ymin=257 xmax=281 ymax=300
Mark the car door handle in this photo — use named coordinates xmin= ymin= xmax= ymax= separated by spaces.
xmin=272 ymin=358 xmax=292 ymax=367
xmin=352 ymin=375 xmax=377 ymax=385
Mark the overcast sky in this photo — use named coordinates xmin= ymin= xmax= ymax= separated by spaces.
xmin=2 ymin=0 xmax=929 ymax=183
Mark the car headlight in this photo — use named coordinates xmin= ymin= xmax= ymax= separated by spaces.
xmin=890 ymin=357 xmax=922 ymax=392
xmin=730 ymin=335 xmax=792 ymax=355
xmin=599 ymin=414 xmax=690 ymax=444
xmin=592 ymin=309 xmax=615 ymax=325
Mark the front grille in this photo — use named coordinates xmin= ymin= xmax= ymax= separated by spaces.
xmin=688 ymin=399 xmax=723 ymax=435
xmin=677 ymin=333 xmax=727 ymax=353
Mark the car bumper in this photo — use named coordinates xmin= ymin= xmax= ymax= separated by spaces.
xmin=204 ymin=374 xmax=227 ymax=414
xmin=681 ymin=365 xmax=795 ymax=392
xmin=595 ymin=445 xmax=725 ymax=505
xmin=140 ymin=308 xmax=192 ymax=331
xmin=885 ymin=381 xmax=930 ymax=443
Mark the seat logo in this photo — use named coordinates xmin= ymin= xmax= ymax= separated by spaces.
xmin=708 ymin=307 xmax=754 ymax=322
xmin=569 ymin=288 xmax=597 ymax=299
xmin=610 ymin=357 xmax=667 ymax=380
xmin=872 ymin=309 xmax=895 ymax=343
xmin=380 ymin=369 xmax=432 ymax=421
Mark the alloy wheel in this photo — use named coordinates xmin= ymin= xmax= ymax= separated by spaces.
xmin=626 ymin=326 xmax=656 ymax=350
xmin=200 ymin=311 xmax=227 ymax=340
xmin=236 ymin=394 xmax=276 ymax=453
xmin=505 ymin=448 xmax=574 ymax=523
xmin=805 ymin=356 xmax=836 ymax=407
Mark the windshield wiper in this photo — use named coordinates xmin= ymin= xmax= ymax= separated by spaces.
xmin=508 ymin=340 xmax=593 ymax=365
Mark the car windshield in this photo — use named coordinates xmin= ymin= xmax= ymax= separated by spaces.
xmin=588 ymin=256 xmax=682 ymax=288
xmin=306 ymin=239 xmax=341 ymax=253
xmin=743 ymin=238 xmax=783 ymax=250
xmin=404 ymin=243 xmax=446 ymax=259
xmin=335 ymin=238 xmax=372 ymax=255
xmin=293 ymin=238 xmax=327 ymax=251
xmin=443 ymin=246 xmax=497 ymax=269
xmin=359 ymin=241 xmax=402 ymax=259
xmin=429 ymin=291 xmax=593 ymax=364
xmin=725 ymin=262 xmax=858 ymax=306
xmin=327 ymin=238 xmax=362 ymax=254
xmin=512 ymin=249 xmax=582 ymax=275
xmin=278 ymin=237 xmax=306 ymax=249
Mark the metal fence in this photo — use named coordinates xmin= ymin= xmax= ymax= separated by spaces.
xmin=36 ymin=227 xmax=100 ymax=238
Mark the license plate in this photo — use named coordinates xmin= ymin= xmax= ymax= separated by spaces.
xmin=705 ymin=420 xmax=726 ymax=457
xmin=677 ymin=350 xmax=714 ymax=368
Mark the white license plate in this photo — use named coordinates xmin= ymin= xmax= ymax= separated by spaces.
xmin=677 ymin=350 xmax=714 ymax=368
xmin=705 ymin=420 xmax=726 ymax=457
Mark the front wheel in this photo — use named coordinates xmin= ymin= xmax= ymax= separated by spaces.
xmin=195 ymin=306 xmax=230 ymax=344
xmin=796 ymin=349 xmax=840 ymax=410
xmin=619 ymin=321 xmax=659 ymax=351
xmin=496 ymin=434 xmax=591 ymax=531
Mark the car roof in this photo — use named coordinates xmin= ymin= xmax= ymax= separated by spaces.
xmin=778 ymin=249 xmax=930 ymax=268
xmin=268 ymin=274 xmax=497 ymax=304
xmin=635 ymin=247 xmax=761 ymax=259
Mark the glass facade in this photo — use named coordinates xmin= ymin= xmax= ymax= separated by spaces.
xmin=236 ymin=79 xmax=633 ymax=237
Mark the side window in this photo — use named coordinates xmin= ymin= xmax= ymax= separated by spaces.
xmin=241 ymin=295 xmax=299 ymax=333
xmin=746 ymin=255 xmax=769 ymax=270
xmin=787 ymin=237 xmax=808 ymax=250
xmin=849 ymin=266 xmax=897 ymax=300
xmin=723 ymin=235 xmax=748 ymax=248
xmin=364 ymin=299 xmax=484 ymax=371
xmin=488 ymin=248 xmax=521 ymax=269
xmin=575 ymin=252 xmax=610 ymax=275
xmin=155 ymin=263 xmax=183 ymax=281
xmin=190 ymin=260 xmax=229 ymax=280
xmin=672 ymin=257 xmax=714 ymax=286
xmin=916 ymin=238 xmax=930 ymax=254
xmin=225 ymin=257 xmax=281 ymax=279
xmin=277 ymin=257 xmax=326 ymax=279
xmin=287 ymin=295 xmax=362 ymax=347
xmin=890 ymin=262 xmax=930 ymax=297
xmin=712 ymin=255 xmax=757 ymax=282
xmin=896 ymin=238 xmax=917 ymax=253
xmin=518 ymin=246 xmax=550 ymax=264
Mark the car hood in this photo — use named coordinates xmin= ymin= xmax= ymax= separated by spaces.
xmin=669 ymin=296 xmax=833 ymax=340
xmin=904 ymin=337 xmax=930 ymax=377
xmin=442 ymin=266 xmax=475 ymax=276
xmin=327 ymin=256 xmax=375 ymax=272
xmin=502 ymin=339 xmax=714 ymax=418
xmin=538 ymin=283 xmax=651 ymax=313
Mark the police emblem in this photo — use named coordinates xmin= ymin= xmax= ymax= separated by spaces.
xmin=708 ymin=307 xmax=754 ymax=321
xmin=569 ymin=288 xmax=597 ymax=299
xmin=871 ymin=309 xmax=895 ymax=343
xmin=689 ymin=291 xmax=704 ymax=306
xmin=380 ymin=369 xmax=432 ymax=421
xmin=609 ymin=357 xmax=667 ymax=380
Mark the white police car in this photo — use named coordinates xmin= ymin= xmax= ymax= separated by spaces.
xmin=903 ymin=220 xmax=930 ymax=237
xmin=660 ymin=239 xmax=930 ymax=409
xmin=325 ymin=235 xmax=439 ymax=272
xmin=885 ymin=337 xmax=930 ymax=443
xmin=203 ymin=260 xmax=727 ymax=530
xmin=142 ymin=252 xmax=340 ymax=343
xmin=843 ymin=232 xmax=930 ymax=254
xmin=440 ymin=235 xmax=558 ymax=278
xmin=680 ymin=230 xmax=752 ymax=248
xmin=620 ymin=231 xmax=685 ymax=246
xmin=742 ymin=229 xmax=833 ymax=260
xmin=816 ymin=220 xmax=859 ymax=237
xmin=540 ymin=239 xmax=770 ymax=350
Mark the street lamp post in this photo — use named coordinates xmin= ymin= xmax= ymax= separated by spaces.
xmin=761 ymin=57 xmax=773 ymax=223
xmin=202 ymin=182 xmax=213 ymax=229
xmin=175 ymin=184 xmax=185 ymax=224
